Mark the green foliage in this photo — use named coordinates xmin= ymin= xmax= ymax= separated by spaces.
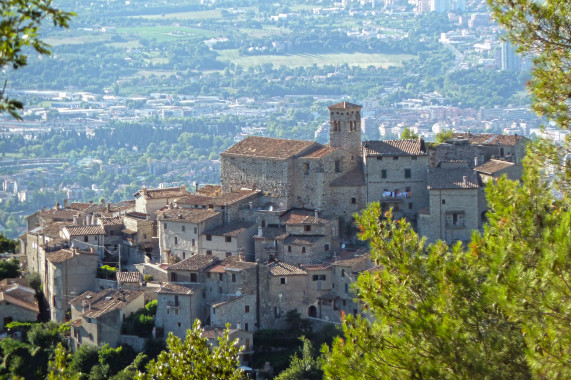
xmin=27 ymin=321 xmax=65 ymax=349
xmin=144 ymin=300 xmax=157 ymax=315
xmin=96 ymin=265 xmax=116 ymax=280
xmin=47 ymin=343 xmax=79 ymax=380
xmin=0 ymin=257 xmax=20 ymax=280
xmin=435 ymin=129 xmax=454 ymax=143
xmin=400 ymin=126 xmax=418 ymax=140
xmin=488 ymin=0 xmax=571 ymax=129
xmin=28 ymin=272 xmax=42 ymax=292
xmin=322 ymin=206 xmax=530 ymax=379
xmin=0 ymin=233 xmax=18 ymax=253
xmin=137 ymin=320 xmax=245 ymax=380
xmin=67 ymin=344 xmax=101 ymax=377
xmin=0 ymin=0 xmax=74 ymax=118
xmin=5 ymin=320 xmax=39 ymax=333
xmin=143 ymin=274 xmax=153 ymax=282
xmin=275 ymin=337 xmax=323 ymax=380
xmin=479 ymin=141 xmax=571 ymax=378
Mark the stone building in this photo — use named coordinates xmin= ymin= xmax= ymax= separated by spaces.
xmin=69 ymin=289 xmax=145 ymax=349
xmin=0 ymin=282 xmax=39 ymax=329
xmin=134 ymin=186 xmax=189 ymax=220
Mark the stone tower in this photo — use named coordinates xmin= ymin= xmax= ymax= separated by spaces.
xmin=328 ymin=101 xmax=363 ymax=157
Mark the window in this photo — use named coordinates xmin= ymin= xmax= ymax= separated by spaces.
xmin=341 ymin=269 xmax=345 ymax=277
xmin=324 ymin=244 xmax=329 ymax=251
xmin=301 ymin=246 xmax=306 ymax=253
xmin=287 ymin=245 xmax=292 ymax=252
xmin=178 ymin=322 xmax=181 ymax=327
xmin=304 ymin=225 xmax=311 ymax=232
xmin=182 ymin=225 xmax=185 ymax=232
xmin=225 ymin=236 xmax=231 ymax=243
xmin=194 ymin=227 xmax=197 ymax=233
xmin=313 ymin=275 xmax=326 ymax=281
xmin=406 ymin=186 xmax=411 ymax=192
xmin=174 ymin=237 xmax=178 ymax=245
xmin=182 ymin=252 xmax=186 ymax=259
xmin=206 ymin=234 xmax=212 ymax=241
xmin=84 ymin=235 xmax=88 ymax=242
xmin=206 ymin=250 xmax=212 ymax=255
xmin=164 ymin=223 xmax=167 ymax=230
xmin=226 ymin=252 xmax=232 ymax=257
xmin=442 ymin=199 xmax=446 ymax=205
xmin=376 ymin=156 xmax=382 ymax=161
xmin=381 ymin=169 xmax=387 ymax=179
xmin=232 ymin=274 xmax=236 ymax=282
xmin=280 ymin=277 xmax=286 ymax=285
xmin=404 ymin=168 xmax=411 ymax=178
xmin=174 ymin=295 xmax=179 ymax=306
xmin=143 ymin=234 xmax=147 ymax=239
xmin=190 ymin=273 xmax=197 ymax=282
xmin=245 ymin=305 xmax=250 ymax=313
xmin=303 ymin=162 xmax=309 ymax=174
xmin=408 ymin=202 xmax=413 ymax=210
xmin=274 ymin=307 xmax=280 ymax=318
xmin=335 ymin=160 xmax=341 ymax=173
xmin=192 ymin=239 xmax=195 ymax=247
xmin=219 ymin=273 xmax=223 ymax=281
xmin=171 ymin=272 xmax=177 ymax=282
xmin=351 ymin=197 xmax=356 ymax=204
xmin=393 ymin=156 xmax=399 ymax=160
xmin=261 ymin=220 xmax=266 ymax=228
xmin=345 ymin=283 xmax=349 ymax=293
xmin=207 ymin=272 xmax=211 ymax=278
xmin=245 ymin=324 xmax=249 ymax=332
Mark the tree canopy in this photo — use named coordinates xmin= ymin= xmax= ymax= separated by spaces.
xmin=488 ymin=0 xmax=571 ymax=129
xmin=0 ymin=0 xmax=74 ymax=118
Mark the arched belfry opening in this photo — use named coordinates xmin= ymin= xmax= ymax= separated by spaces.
xmin=328 ymin=101 xmax=363 ymax=157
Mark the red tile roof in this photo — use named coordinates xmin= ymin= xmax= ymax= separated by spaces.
xmin=328 ymin=101 xmax=362 ymax=110
xmin=268 ymin=261 xmax=307 ymax=276
xmin=134 ymin=186 xmax=189 ymax=200
xmin=301 ymin=146 xmax=337 ymax=159
xmin=157 ymin=208 xmax=220 ymax=224
xmin=428 ymin=168 xmax=480 ymax=189
xmin=70 ymin=289 xmax=143 ymax=319
xmin=117 ymin=271 xmax=142 ymax=284
xmin=363 ymin=139 xmax=427 ymax=156
xmin=203 ymin=222 xmax=255 ymax=237
xmin=167 ymin=254 xmax=218 ymax=272
xmin=157 ymin=282 xmax=198 ymax=295
xmin=196 ymin=185 xmax=221 ymax=196
xmin=222 ymin=136 xmax=319 ymax=160
xmin=64 ymin=225 xmax=105 ymax=236
xmin=474 ymin=159 xmax=515 ymax=175
xmin=281 ymin=209 xmax=330 ymax=225
xmin=452 ymin=133 xmax=527 ymax=146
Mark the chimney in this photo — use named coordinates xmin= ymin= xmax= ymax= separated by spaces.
xmin=101 ymin=199 xmax=105 ymax=207
xmin=463 ymin=176 xmax=467 ymax=186
xmin=73 ymin=215 xmax=78 ymax=225
xmin=64 ymin=199 xmax=68 ymax=208
xmin=195 ymin=182 xmax=199 ymax=192
xmin=314 ymin=209 xmax=319 ymax=223
xmin=54 ymin=202 xmax=60 ymax=210
xmin=106 ymin=203 xmax=110 ymax=212
xmin=474 ymin=157 xmax=479 ymax=167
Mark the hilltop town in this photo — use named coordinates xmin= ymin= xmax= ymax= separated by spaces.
xmin=12 ymin=102 xmax=529 ymax=368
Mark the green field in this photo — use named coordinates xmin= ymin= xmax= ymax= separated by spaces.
xmin=131 ymin=9 xmax=223 ymax=20
xmin=216 ymin=50 xmax=415 ymax=68
xmin=115 ymin=26 xmax=214 ymax=42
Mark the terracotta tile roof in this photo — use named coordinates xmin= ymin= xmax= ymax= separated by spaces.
xmin=67 ymin=203 xmax=91 ymax=211
xmin=332 ymin=255 xmax=369 ymax=272
xmin=70 ymin=319 xmax=82 ymax=327
xmin=428 ymin=168 xmax=480 ymax=190
xmin=284 ymin=235 xmax=324 ymax=245
xmin=196 ymin=185 xmax=221 ymax=196
xmin=281 ymin=209 xmax=329 ymax=225
xmin=452 ymin=133 xmax=527 ymax=146
xmin=208 ymin=295 xmax=243 ymax=308
xmin=46 ymin=249 xmax=97 ymax=264
xmin=303 ymin=264 xmax=331 ymax=271
xmin=301 ymin=146 xmax=337 ymax=159
xmin=254 ymin=227 xmax=289 ymax=240
xmin=211 ymin=190 xmax=260 ymax=206
xmin=474 ymin=159 xmax=515 ymax=175
xmin=203 ymin=222 xmax=255 ymax=237
xmin=330 ymin=166 xmax=366 ymax=187
xmin=99 ymin=217 xmax=123 ymax=226
xmin=328 ymin=101 xmax=362 ymax=110
xmin=0 ymin=292 xmax=39 ymax=313
xmin=175 ymin=194 xmax=214 ymax=206
xmin=156 ymin=282 xmax=198 ymax=295
xmin=117 ymin=271 xmax=142 ymax=284
xmin=70 ymin=289 xmax=143 ymax=319
xmin=363 ymin=139 xmax=427 ymax=157
xmin=30 ymin=221 xmax=66 ymax=237
xmin=125 ymin=211 xmax=149 ymax=220
xmin=64 ymin=225 xmax=105 ymax=236
xmin=134 ymin=186 xmax=189 ymax=200
xmin=221 ymin=257 xmax=257 ymax=271
xmin=268 ymin=261 xmax=307 ymax=276
xmin=222 ymin=136 xmax=319 ymax=160
xmin=167 ymin=254 xmax=218 ymax=272
xmin=38 ymin=208 xmax=78 ymax=220
xmin=157 ymin=208 xmax=220 ymax=224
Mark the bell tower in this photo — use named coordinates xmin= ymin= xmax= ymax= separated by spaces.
xmin=328 ymin=101 xmax=362 ymax=157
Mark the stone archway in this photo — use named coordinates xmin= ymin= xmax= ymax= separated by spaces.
xmin=308 ymin=305 xmax=317 ymax=318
